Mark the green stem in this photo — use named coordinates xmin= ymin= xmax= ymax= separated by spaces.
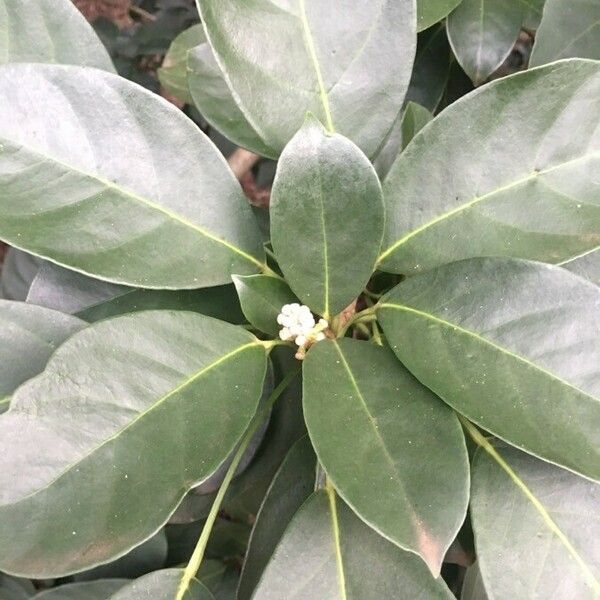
xmin=337 ymin=308 xmax=377 ymax=338
xmin=371 ymin=321 xmax=383 ymax=346
xmin=175 ymin=365 xmax=301 ymax=600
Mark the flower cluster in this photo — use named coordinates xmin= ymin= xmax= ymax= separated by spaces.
xmin=277 ymin=303 xmax=329 ymax=359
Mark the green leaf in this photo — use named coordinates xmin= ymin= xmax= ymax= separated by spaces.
xmin=380 ymin=60 xmax=600 ymax=275
xmin=109 ymin=569 xmax=214 ymax=600
xmin=0 ymin=63 xmax=266 ymax=289
xmin=0 ymin=0 xmax=114 ymax=71
xmin=561 ymin=249 xmax=600 ymax=286
xmin=0 ymin=311 xmax=267 ymax=577
xmin=232 ymin=274 xmax=297 ymax=335
xmin=196 ymin=0 xmax=416 ymax=159
xmin=0 ymin=300 xmax=85 ymax=411
xmin=27 ymin=263 xmax=245 ymax=324
xmin=447 ymin=0 xmax=522 ymax=85
xmin=0 ymin=249 xmax=42 ymax=301
xmin=223 ymin=347 xmax=307 ymax=521
xmin=530 ymin=0 xmax=600 ymax=66
xmin=271 ymin=118 xmax=384 ymax=318
xmin=303 ymin=339 xmax=469 ymax=574
xmin=0 ymin=574 xmax=34 ymax=600
xmin=405 ymin=24 xmax=452 ymax=112
xmin=400 ymin=102 xmax=433 ymax=150
xmin=187 ymin=38 xmax=274 ymax=159
xmin=34 ymin=580 xmax=128 ymax=600
xmin=252 ymin=489 xmax=453 ymax=599
xmin=73 ymin=530 xmax=167 ymax=581
xmin=158 ymin=24 xmax=205 ymax=104
xmin=461 ymin=563 xmax=489 ymax=600
xmin=417 ymin=0 xmax=462 ymax=31
xmin=378 ymin=257 xmax=600 ymax=481
xmin=522 ymin=0 xmax=545 ymax=29
xmin=238 ymin=436 xmax=316 ymax=600
xmin=470 ymin=440 xmax=600 ymax=598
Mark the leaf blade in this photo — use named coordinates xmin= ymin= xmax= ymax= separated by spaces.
xmin=0 ymin=312 xmax=267 ymax=577
xmin=378 ymin=257 xmax=600 ymax=481
xmin=380 ymin=60 xmax=600 ymax=274
xmin=303 ymin=339 xmax=469 ymax=574
xmin=0 ymin=63 xmax=265 ymax=288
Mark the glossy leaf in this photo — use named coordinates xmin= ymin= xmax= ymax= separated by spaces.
xmin=27 ymin=263 xmax=244 ymax=324
xmin=447 ymin=0 xmax=522 ymax=84
xmin=530 ymin=0 xmax=600 ymax=66
xmin=0 ymin=63 xmax=265 ymax=288
xmin=0 ymin=300 xmax=85 ymax=411
xmin=471 ymin=441 xmax=600 ymax=598
xmin=562 ymin=249 xmax=600 ymax=286
xmin=34 ymin=580 xmax=128 ymax=600
xmin=417 ymin=0 xmax=462 ymax=31
xmin=271 ymin=118 xmax=384 ymax=318
xmin=303 ymin=339 xmax=469 ymax=574
xmin=0 ymin=311 xmax=267 ymax=577
xmin=109 ymin=569 xmax=214 ymax=600
xmin=405 ymin=24 xmax=452 ymax=112
xmin=378 ymin=258 xmax=600 ymax=481
xmin=232 ymin=274 xmax=297 ymax=335
xmin=238 ymin=436 xmax=316 ymax=600
xmin=0 ymin=0 xmax=114 ymax=71
xmin=197 ymin=0 xmax=416 ymax=159
xmin=187 ymin=36 xmax=274 ymax=158
xmin=380 ymin=60 xmax=600 ymax=275
xmin=400 ymin=102 xmax=433 ymax=150
xmin=158 ymin=24 xmax=205 ymax=104
xmin=253 ymin=490 xmax=453 ymax=599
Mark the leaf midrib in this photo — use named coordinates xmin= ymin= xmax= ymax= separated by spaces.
xmin=378 ymin=150 xmax=600 ymax=264
xmin=3 ymin=341 xmax=261 ymax=507
xmin=325 ymin=484 xmax=348 ymax=600
xmin=465 ymin=420 xmax=600 ymax=594
xmin=0 ymin=135 xmax=265 ymax=270
xmin=378 ymin=302 xmax=597 ymax=403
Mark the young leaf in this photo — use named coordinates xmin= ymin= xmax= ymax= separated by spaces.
xmin=27 ymin=263 xmax=245 ymax=324
xmin=33 ymin=580 xmax=128 ymax=600
xmin=109 ymin=569 xmax=214 ymax=599
xmin=252 ymin=489 xmax=454 ymax=599
xmin=530 ymin=0 xmax=600 ymax=66
xmin=238 ymin=436 xmax=316 ymax=600
xmin=471 ymin=441 xmax=600 ymax=598
xmin=378 ymin=258 xmax=600 ymax=481
xmin=417 ymin=0 xmax=463 ymax=32
xmin=303 ymin=339 xmax=469 ymax=575
xmin=158 ymin=24 xmax=205 ymax=104
xmin=232 ymin=274 xmax=297 ymax=335
xmin=405 ymin=24 xmax=452 ymax=112
xmin=196 ymin=0 xmax=416 ymax=159
xmin=0 ymin=64 xmax=266 ymax=289
xmin=270 ymin=118 xmax=384 ymax=318
xmin=0 ymin=300 xmax=85 ymax=411
xmin=380 ymin=60 xmax=600 ymax=275
xmin=187 ymin=38 xmax=275 ymax=159
xmin=0 ymin=0 xmax=114 ymax=71
xmin=0 ymin=311 xmax=267 ymax=577
xmin=561 ymin=249 xmax=600 ymax=286
xmin=446 ymin=0 xmax=522 ymax=85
